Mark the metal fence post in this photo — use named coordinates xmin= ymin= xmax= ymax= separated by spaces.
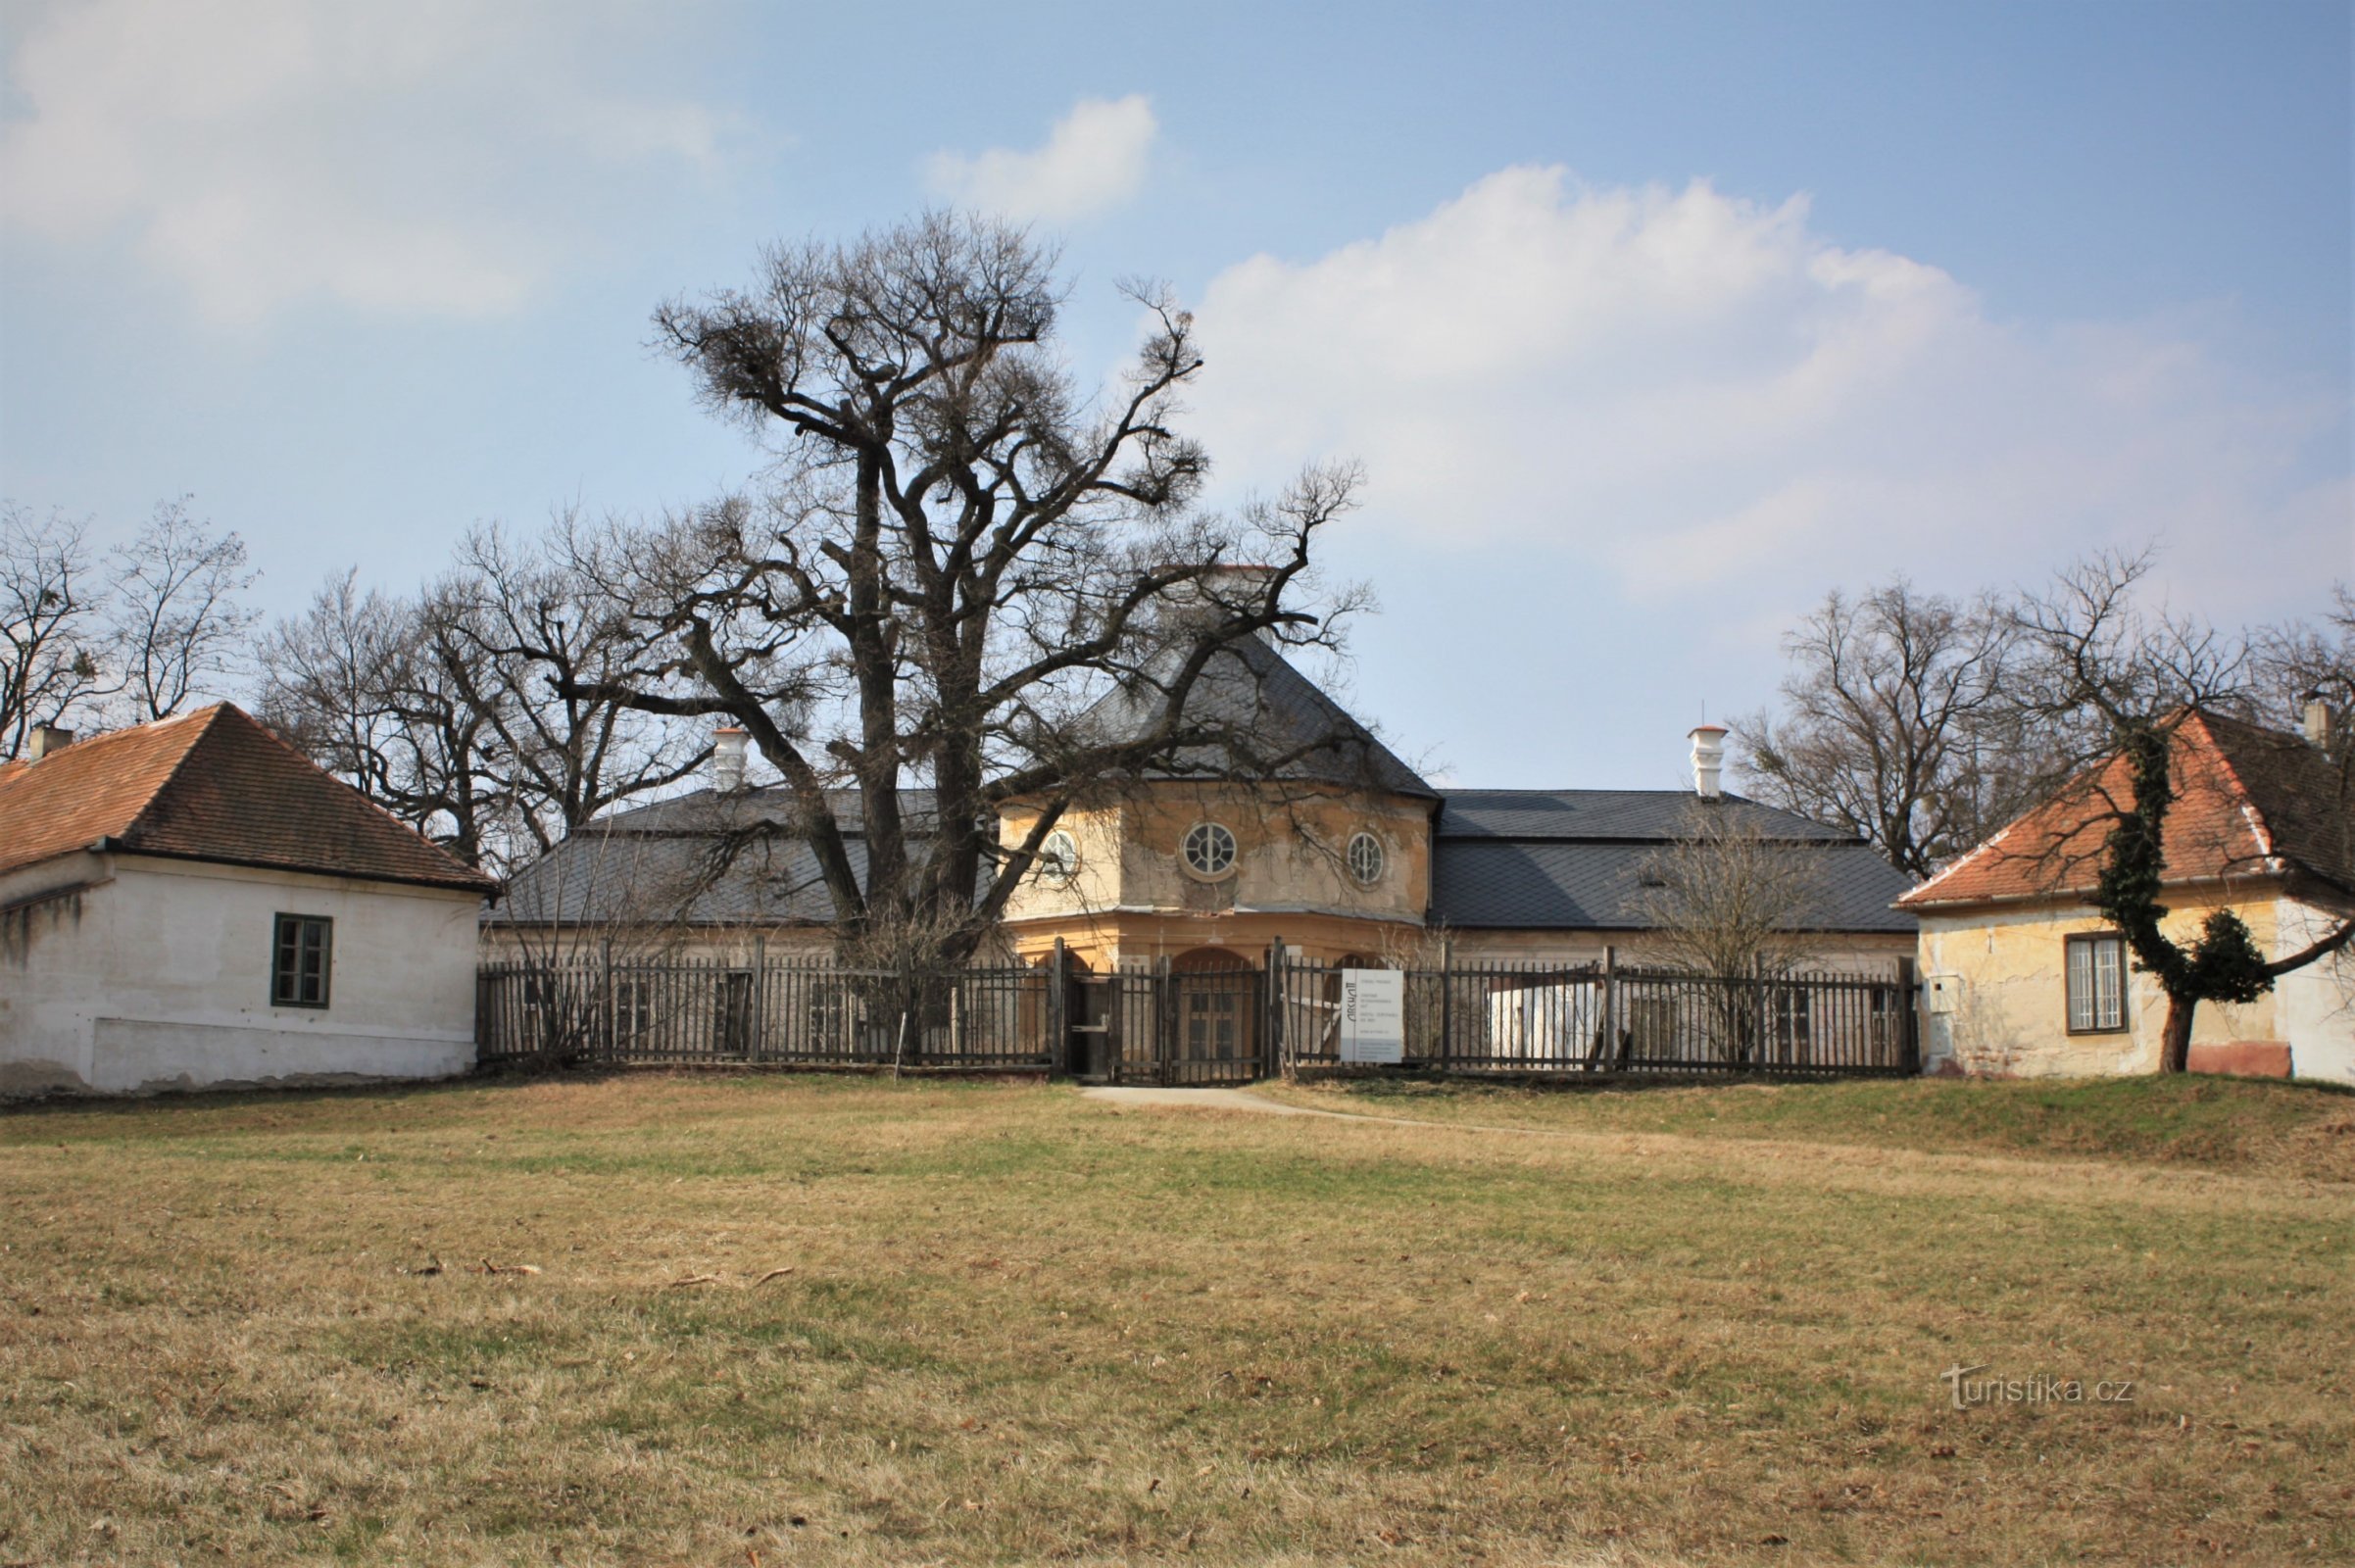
xmin=1897 ymin=955 xmax=1921 ymax=1074
xmin=1050 ymin=937 xmax=1068 ymax=1075
xmin=1438 ymin=935 xmax=1453 ymax=1068
xmin=1266 ymin=937 xmax=1286 ymax=1079
xmin=750 ymin=935 xmax=767 ymax=1061
xmin=1156 ymin=955 xmax=1174 ymax=1087
xmin=597 ymin=939 xmax=613 ymax=1063
xmin=1595 ymin=945 xmax=1616 ymax=1073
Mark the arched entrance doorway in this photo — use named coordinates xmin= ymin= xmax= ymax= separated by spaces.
xmin=1169 ymin=946 xmax=1260 ymax=1084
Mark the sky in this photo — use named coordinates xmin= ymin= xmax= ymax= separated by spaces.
xmin=1 ymin=0 xmax=2349 ymax=791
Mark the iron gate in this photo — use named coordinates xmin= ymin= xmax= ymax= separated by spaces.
xmin=1063 ymin=962 xmax=1267 ymax=1087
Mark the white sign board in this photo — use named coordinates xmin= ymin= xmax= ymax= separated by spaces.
xmin=1338 ymin=968 xmax=1405 ymax=1064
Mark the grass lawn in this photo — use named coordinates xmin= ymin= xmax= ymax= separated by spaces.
xmin=2 ymin=1074 xmax=2350 ymax=1566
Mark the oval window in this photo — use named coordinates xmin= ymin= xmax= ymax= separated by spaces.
xmin=1038 ymin=829 xmax=1079 ymax=882
xmin=1347 ymin=831 xmax=1385 ymax=885
xmin=1182 ymin=821 xmax=1238 ymax=879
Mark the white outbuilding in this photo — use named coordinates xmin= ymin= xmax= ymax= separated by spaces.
xmin=0 ymin=705 xmax=495 ymax=1097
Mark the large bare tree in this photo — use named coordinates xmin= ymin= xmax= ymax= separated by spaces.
xmin=552 ymin=212 xmax=1357 ymax=967
xmin=1734 ymin=577 xmax=2049 ymax=878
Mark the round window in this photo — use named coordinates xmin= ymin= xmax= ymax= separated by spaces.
xmin=1347 ymin=831 xmax=1386 ymax=885
xmin=1038 ymin=829 xmax=1079 ymax=882
xmin=1182 ymin=821 xmax=1238 ymax=879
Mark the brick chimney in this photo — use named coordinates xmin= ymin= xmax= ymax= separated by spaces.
xmin=712 ymin=726 xmax=749 ymax=794
xmin=1689 ymin=723 xmax=1728 ymax=800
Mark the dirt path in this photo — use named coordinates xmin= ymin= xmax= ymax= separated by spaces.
xmin=1076 ymin=1083 xmax=1542 ymax=1135
xmin=1077 ymin=1085 xmax=1333 ymax=1116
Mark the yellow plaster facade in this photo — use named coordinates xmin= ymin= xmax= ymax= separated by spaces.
xmin=998 ymin=781 xmax=1435 ymax=969
xmin=1917 ymin=883 xmax=2355 ymax=1082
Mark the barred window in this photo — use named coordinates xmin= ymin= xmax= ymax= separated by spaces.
xmin=1347 ymin=831 xmax=1386 ymax=885
xmin=2066 ymin=933 xmax=2127 ymax=1033
xmin=270 ymin=914 xmax=332 ymax=1008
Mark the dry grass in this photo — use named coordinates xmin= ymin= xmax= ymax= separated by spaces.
xmin=1 ymin=1073 xmax=2350 ymax=1566
xmin=1262 ymin=1073 xmax=2355 ymax=1182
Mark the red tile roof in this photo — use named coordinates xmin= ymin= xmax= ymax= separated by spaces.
xmin=0 ymin=704 xmax=494 ymax=894
xmin=1900 ymin=710 xmax=2353 ymax=908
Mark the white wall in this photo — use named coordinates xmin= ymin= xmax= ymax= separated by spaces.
xmin=1 ymin=853 xmax=483 ymax=1096
xmin=2274 ymin=896 xmax=2355 ymax=1084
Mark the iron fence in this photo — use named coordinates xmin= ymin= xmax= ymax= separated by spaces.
xmin=1269 ymin=952 xmax=1917 ymax=1078
xmin=476 ymin=955 xmax=1054 ymax=1071
xmin=476 ymin=947 xmax=1917 ymax=1080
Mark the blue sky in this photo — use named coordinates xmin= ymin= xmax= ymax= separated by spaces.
xmin=2 ymin=0 xmax=2348 ymax=789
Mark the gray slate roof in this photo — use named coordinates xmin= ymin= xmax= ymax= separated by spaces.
xmin=1077 ymin=635 xmax=1436 ymax=800
xmin=1430 ymin=789 xmax=1916 ymax=933
xmin=1436 ymin=790 xmax=1853 ymax=843
xmin=494 ymin=787 xmax=934 ymax=927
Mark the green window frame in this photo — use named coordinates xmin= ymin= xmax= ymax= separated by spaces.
xmin=271 ymin=913 xmax=333 ymax=1009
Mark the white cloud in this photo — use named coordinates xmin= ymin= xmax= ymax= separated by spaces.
xmin=926 ymin=95 xmax=1156 ymax=224
xmin=0 ymin=0 xmax=733 ymax=322
xmin=1188 ymin=167 xmax=2348 ymax=619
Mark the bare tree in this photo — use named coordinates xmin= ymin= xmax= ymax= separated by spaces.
xmin=2 ymin=497 xmax=257 ymax=756
xmin=257 ymin=571 xmax=504 ymax=865
xmin=2253 ymin=585 xmax=2353 ymax=750
xmin=2010 ymin=549 xmax=2355 ymax=1073
xmin=554 ymin=212 xmax=1362 ymax=970
xmin=0 ymin=504 xmax=106 ymax=759
xmin=433 ymin=519 xmax=708 ymax=859
xmin=258 ymin=528 xmax=711 ymax=874
xmin=1734 ymin=577 xmax=2049 ymax=878
xmin=1628 ymin=803 xmax=1837 ymax=1064
xmin=1631 ymin=805 xmax=1836 ymax=983
xmin=107 ymin=498 xmax=262 ymax=722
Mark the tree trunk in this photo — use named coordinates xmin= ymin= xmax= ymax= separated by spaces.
xmin=2157 ymin=992 xmax=2195 ymax=1074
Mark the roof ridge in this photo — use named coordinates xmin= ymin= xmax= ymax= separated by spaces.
xmin=114 ymin=703 xmax=234 ymax=842
xmin=0 ymin=701 xmax=217 ymax=773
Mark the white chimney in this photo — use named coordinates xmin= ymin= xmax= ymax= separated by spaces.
xmin=27 ymin=723 xmax=74 ymax=760
xmin=712 ymin=726 xmax=749 ymax=794
xmin=2302 ymin=691 xmax=2334 ymax=753
xmin=1689 ymin=723 xmax=1729 ymax=800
